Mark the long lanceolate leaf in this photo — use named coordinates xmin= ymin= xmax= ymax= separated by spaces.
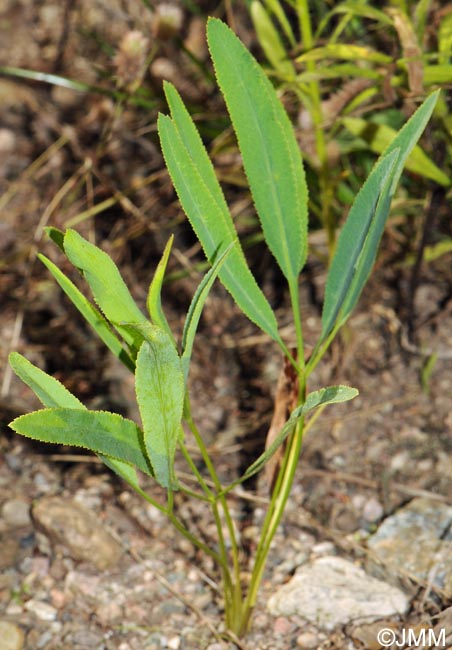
xmin=207 ymin=17 xmax=308 ymax=284
xmin=320 ymin=149 xmax=398 ymax=341
xmin=8 ymin=352 xmax=149 ymax=487
xmin=10 ymin=408 xmax=153 ymax=477
xmin=158 ymin=85 xmax=282 ymax=345
xmin=320 ymin=91 xmax=440 ymax=346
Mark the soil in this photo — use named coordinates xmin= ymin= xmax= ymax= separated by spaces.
xmin=1 ymin=2 xmax=452 ymax=649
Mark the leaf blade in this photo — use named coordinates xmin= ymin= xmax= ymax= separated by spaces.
xmin=39 ymin=254 xmax=135 ymax=371
xmin=9 ymin=409 xmax=153 ymax=477
xmin=207 ymin=17 xmax=308 ymax=282
xmin=134 ymin=324 xmax=185 ymax=488
xmin=63 ymin=229 xmax=148 ymax=349
xmin=157 ymin=108 xmax=281 ymax=344
xmin=322 ymin=91 xmax=441 ymax=341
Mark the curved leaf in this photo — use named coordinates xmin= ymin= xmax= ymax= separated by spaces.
xmin=39 ymin=254 xmax=134 ymax=371
xmin=9 ymin=352 xmax=84 ymax=409
xmin=242 ymin=385 xmax=359 ymax=482
xmin=63 ymin=229 xmax=148 ymax=349
xmin=8 ymin=353 xmax=142 ymax=486
xmin=207 ymin=17 xmax=308 ymax=282
xmin=9 ymin=409 xmax=153 ymax=477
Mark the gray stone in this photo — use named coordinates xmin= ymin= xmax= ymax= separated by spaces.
xmin=1 ymin=499 xmax=31 ymax=528
xmin=24 ymin=599 xmax=57 ymax=621
xmin=32 ymin=496 xmax=122 ymax=570
xmin=368 ymin=497 xmax=452 ymax=590
xmin=0 ymin=621 xmax=25 ymax=650
xmin=267 ymin=556 xmax=409 ymax=631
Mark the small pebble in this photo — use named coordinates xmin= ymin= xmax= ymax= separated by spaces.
xmin=24 ymin=599 xmax=57 ymax=621
xmin=362 ymin=497 xmax=384 ymax=523
xmin=296 ymin=631 xmax=319 ymax=648
xmin=0 ymin=621 xmax=25 ymax=650
xmin=1 ymin=499 xmax=31 ymax=529
xmin=273 ymin=616 xmax=293 ymax=635
xmin=167 ymin=636 xmax=181 ymax=650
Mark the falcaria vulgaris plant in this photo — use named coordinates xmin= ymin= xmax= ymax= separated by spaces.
xmin=8 ymin=18 xmax=439 ymax=639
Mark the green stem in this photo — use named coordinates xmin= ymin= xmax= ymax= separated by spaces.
xmin=184 ymin=404 xmax=243 ymax=625
xmin=288 ymin=277 xmax=305 ymax=374
xmin=239 ymin=418 xmax=305 ymax=635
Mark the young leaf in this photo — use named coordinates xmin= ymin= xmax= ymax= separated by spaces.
xmin=9 ymin=352 xmax=84 ymax=409
xmin=321 ymin=91 xmax=441 ymax=342
xmin=133 ymin=323 xmax=185 ymax=489
xmin=9 ymin=409 xmax=154 ymax=477
xmin=158 ymin=89 xmax=281 ymax=345
xmin=9 ymin=353 xmax=142 ymax=487
xmin=207 ymin=17 xmax=308 ymax=283
xmin=63 ymin=229 xmax=148 ymax=349
xmin=181 ymin=242 xmax=234 ymax=380
xmin=146 ymin=235 xmax=175 ymax=344
xmin=242 ymin=385 xmax=359 ymax=482
xmin=38 ymin=254 xmax=135 ymax=372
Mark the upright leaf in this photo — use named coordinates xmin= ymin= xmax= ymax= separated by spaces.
xmin=181 ymin=242 xmax=234 ymax=380
xmin=133 ymin=323 xmax=185 ymax=489
xmin=321 ymin=149 xmax=398 ymax=340
xmin=158 ymin=85 xmax=281 ymax=344
xmin=146 ymin=234 xmax=175 ymax=344
xmin=321 ymin=91 xmax=440 ymax=342
xmin=250 ymin=1 xmax=296 ymax=78
xmin=63 ymin=229 xmax=148 ymax=349
xmin=10 ymin=409 xmax=153 ymax=477
xmin=207 ymin=18 xmax=308 ymax=283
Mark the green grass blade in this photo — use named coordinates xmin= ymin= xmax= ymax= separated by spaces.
xmin=9 ymin=352 xmax=84 ymax=409
xmin=181 ymin=242 xmax=234 ymax=381
xmin=250 ymin=1 xmax=296 ymax=78
xmin=207 ymin=17 xmax=308 ymax=282
xmin=63 ymin=229 xmax=148 ymax=350
xmin=158 ymin=108 xmax=281 ymax=345
xmin=146 ymin=234 xmax=175 ymax=344
xmin=297 ymin=44 xmax=392 ymax=64
xmin=133 ymin=323 xmax=185 ymax=489
xmin=9 ymin=409 xmax=153 ymax=477
xmin=263 ymin=0 xmax=296 ymax=46
xmin=39 ymin=254 xmax=135 ymax=372
xmin=322 ymin=91 xmax=440 ymax=341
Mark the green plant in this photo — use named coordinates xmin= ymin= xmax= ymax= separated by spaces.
xmin=247 ymin=0 xmax=451 ymax=254
xmin=8 ymin=18 xmax=439 ymax=639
